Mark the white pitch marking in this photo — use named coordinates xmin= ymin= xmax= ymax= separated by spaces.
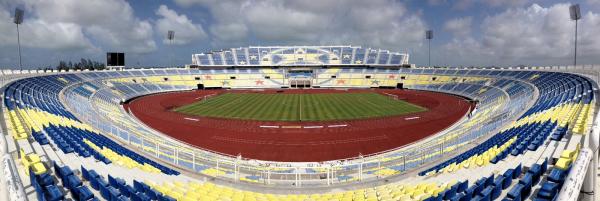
xmin=303 ymin=126 xmax=323 ymax=129
xmin=259 ymin=125 xmax=279 ymax=128
xmin=405 ymin=116 xmax=420 ymax=120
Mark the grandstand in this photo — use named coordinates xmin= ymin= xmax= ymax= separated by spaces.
xmin=0 ymin=46 xmax=598 ymax=201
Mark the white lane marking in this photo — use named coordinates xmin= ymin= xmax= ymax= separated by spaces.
xmin=327 ymin=124 xmax=348 ymax=128
xmin=184 ymin=118 xmax=199 ymax=121
xmin=303 ymin=126 xmax=324 ymax=129
xmin=405 ymin=116 xmax=420 ymax=120
xmin=259 ymin=125 xmax=279 ymax=128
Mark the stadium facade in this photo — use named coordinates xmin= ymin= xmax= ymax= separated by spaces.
xmin=0 ymin=46 xmax=597 ymax=201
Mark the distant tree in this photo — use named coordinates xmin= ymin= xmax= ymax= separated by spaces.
xmin=55 ymin=58 xmax=106 ymax=71
xmin=80 ymin=58 xmax=88 ymax=70
xmin=57 ymin=61 xmax=67 ymax=71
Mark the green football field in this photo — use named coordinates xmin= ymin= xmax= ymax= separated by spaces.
xmin=173 ymin=92 xmax=427 ymax=121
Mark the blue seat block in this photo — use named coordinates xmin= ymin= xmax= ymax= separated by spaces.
xmin=132 ymin=192 xmax=150 ymax=201
xmin=507 ymin=184 xmax=523 ymax=201
xmin=502 ymin=176 xmax=512 ymax=189
xmin=490 ymin=156 xmax=499 ymax=164
xmin=536 ymin=190 xmax=555 ymax=200
xmin=465 ymin=185 xmax=478 ymax=199
xmin=88 ymin=170 xmax=100 ymax=181
xmin=100 ymin=185 xmax=110 ymax=199
xmin=159 ymin=195 xmax=177 ymax=201
xmin=528 ymin=164 xmax=542 ymax=184
xmin=66 ymin=174 xmax=83 ymax=190
xmin=111 ymin=194 xmax=126 ymax=201
xmin=38 ymin=173 xmax=55 ymax=186
xmin=478 ymin=186 xmax=493 ymax=201
xmin=518 ymin=173 xmax=533 ymax=198
xmin=443 ymin=186 xmax=458 ymax=200
xmin=538 ymin=182 xmax=559 ymax=199
xmin=146 ymin=188 xmax=160 ymax=200
xmin=90 ymin=177 xmax=100 ymax=190
xmin=101 ymin=186 xmax=121 ymax=201
xmin=449 ymin=193 xmax=464 ymax=201
xmin=471 ymin=195 xmax=484 ymax=201
xmin=476 ymin=178 xmax=486 ymax=189
xmin=424 ymin=195 xmax=442 ymax=201
xmin=74 ymin=186 xmax=94 ymax=201
xmin=81 ymin=166 xmax=90 ymax=181
xmin=45 ymin=185 xmax=65 ymax=201
xmin=121 ymin=185 xmax=136 ymax=198
xmin=503 ymin=169 xmax=514 ymax=180
xmin=484 ymin=175 xmax=494 ymax=188
xmin=547 ymin=169 xmax=565 ymax=183
xmin=510 ymin=149 xmax=520 ymax=156
xmin=133 ymin=180 xmax=146 ymax=193
xmin=527 ymin=143 xmax=538 ymax=151
xmin=457 ymin=181 xmax=469 ymax=193
xmin=98 ymin=178 xmax=109 ymax=190
xmin=514 ymin=164 xmax=522 ymax=178
xmin=493 ymin=175 xmax=504 ymax=188
xmin=541 ymin=158 xmax=548 ymax=173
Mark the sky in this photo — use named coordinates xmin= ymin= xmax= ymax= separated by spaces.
xmin=0 ymin=0 xmax=598 ymax=69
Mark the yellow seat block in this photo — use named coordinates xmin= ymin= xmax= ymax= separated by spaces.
xmin=555 ymin=158 xmax=572 ymax=170
xmin=560 ymin=150 xmax=575 ymax=159
xmin=30 ymin=162 xmax=47 ymax=175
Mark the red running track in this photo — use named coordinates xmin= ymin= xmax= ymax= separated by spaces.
xmin=124 ymin=89 xmax=473 ymax=162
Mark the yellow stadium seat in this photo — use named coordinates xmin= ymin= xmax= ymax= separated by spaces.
xmin=555 ymin=158 xmax=572 ymax=170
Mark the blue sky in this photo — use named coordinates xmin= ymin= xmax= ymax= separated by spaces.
xmin=0 ymin=0 xmax=598 ymax=69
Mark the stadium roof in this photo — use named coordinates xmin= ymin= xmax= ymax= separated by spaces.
xmin=191 ymin=46 xmax=410 ymax=67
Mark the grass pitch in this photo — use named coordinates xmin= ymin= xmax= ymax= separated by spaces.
xmin=173 ymin=92 xmax=427 ymax=121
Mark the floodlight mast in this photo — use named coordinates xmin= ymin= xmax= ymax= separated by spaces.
xmin=168 ymin=30 xmax=175 ymax=68
xmin=426 ymin=30 xmax=433 ymax=67
xmin=14 ymin=8 xmax=24 ymax=70
xmin=570 ymin=4 xmax=581 ymax=67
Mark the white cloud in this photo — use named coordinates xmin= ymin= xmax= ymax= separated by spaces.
xmin=1 ymin=0 xmax=157 ymax=54
xmin=174 ymin=0 xmax=427 ymax=51
xmin=443 ymin=17 xmax=472 ymax=38
xmin=210 ymin=23 xmax=248 ymax=43
xmin=453 ymin=0 xmax=474 ymax=10
xmin=442 ymin=3 xmax=600 ymax=66
xmin=453 ymin=0 xmax=532 ymax=10
xmin=484 ymin=0 xmax=530 ymax=7
xmin=0 ymin=8 xmax=95 ymax=50
xmin=155 ymin=5 xmax=207 ymax=45
xmin=589 ymin=0 xmax=600 ymax=4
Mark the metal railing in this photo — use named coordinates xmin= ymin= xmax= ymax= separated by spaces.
xmin=59 ymin=71 xmax=528 ymax=187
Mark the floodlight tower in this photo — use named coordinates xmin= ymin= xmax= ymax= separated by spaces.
xmin=570 ymin=4 xmax=581 ymax=67
xmin=14 ymin=8 xmax=24 ymax=70
xmin=168 ymin=30 xmax=175 ymax=67
xmin=426 ymin=30 xmax=433 ymax=67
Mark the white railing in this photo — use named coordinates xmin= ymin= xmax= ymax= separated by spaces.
xmin=59 ymin=71 xmax=524 ymax=187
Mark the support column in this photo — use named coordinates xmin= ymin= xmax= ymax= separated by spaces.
xmin=192 ymin=151 xmax=196 ymax=171
xmin=327 ymin=167 xmax=330 ymax=186
xmin=359 ymin=162 xmax=363 ymax=180
xmin=156 ymin=142 xmax=160 ymax=158
xmin=175 ymin=148 xmax=179 ymax=165
xmin=582 ymin=122 xmax=599 ymax=201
